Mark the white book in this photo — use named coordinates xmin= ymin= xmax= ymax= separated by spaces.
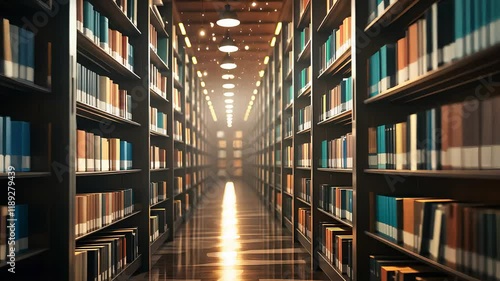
xmin=429 ymin=205 xmax=443 ymax=260
xmin=377 ymin=0 xmax=385 ymax=19
xmin=409 ymin=114 xmax=418 ymax=170
xmin=431 ymin=4 xmax=439 ymax=71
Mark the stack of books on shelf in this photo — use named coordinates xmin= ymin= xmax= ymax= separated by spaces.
xmin=150 ymin=64 xmax=168 ymax=98
xmin=298 ymin=66 xmax=311 ymax=94
xmin=149 ymin=208 xmax=166 ymax=243
xmin=299 ymin=23 xmax=311 ymax=53
xmin=150 ymin=181 xmax=167 ymax=205
xmin=0 ymin=116 xmax=31 ymax=172
xmin=77 ymin=63 xmax=133 ymax=120
xmin=286 ymin=174 xmax=293 ymax=194
xmin=174 ymin=149 xmax=183 ymax=168
xmin=368 ymin=0 xmax=500 ymax=98
xmin=149 ymin=24 xmax=168 ymax=64
xmin=319 ymin=185 xmax=353 ymax=223
xmin=75 ymin=189 xmax=134 ymax=237
xmin=320 ymin=77 xmax=353 ymax=121
xmin=320 ymin=133 xmax=353 ymax=169
xmin=319 ymin=223 xmax=352 ymax=276
xmin=174 ymin=176 xmax=183 ymax=196
xmin=298 ymin=105 xmax=311 ymax=131
xmin=284 ymin=116 xmax=293 ymax=138
xmin=276 ymin=193 xmax=282 ymax=213
xmin=77 ymin=0 xmax=135 ymax=71
xmin=284 ymin=145 xmax=293 ymax=168
xmin=319 ymin=17 xmax=352 ymax=73
xmin=150 ymin=145 xmax=166 ymax=169
xmin=77 ymin=130 xmax=133 ymax=172
xmin=150 ymin=107 xmax=167 ymax=135
xmin=299 ymin=178 xmax=311 ymax=203
xmin=0 ymin=204 xmax=29 ymax=259
xmin=75 ymin=227 xmax=139 ymax=281
xmin=173 ymin=88 xmax=182 ymax=112
xmin=275 ymin=150 xmax=282 ymax=166
xmin=298 ymin=142 xmax=311 ymax=168
xmin=298 ymin=207 xmax=312 ymax=240
xmin=174 ymin=121 xmax=183 ymax=142
xmin=368 ymin=256 xmax=449 ymax=281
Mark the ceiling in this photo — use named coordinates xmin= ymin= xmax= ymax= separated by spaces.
xmin=175 ymin=0 xmax=286 ymax=127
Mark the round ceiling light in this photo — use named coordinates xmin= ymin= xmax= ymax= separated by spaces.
xmin=223 ymin=83 xmax=235 ymax=89
xmin=223 ymin=92 xmax=235 ymax=97
xmin=218 ymin=31 xmax=238 ymax=53
xmin=222 ymin=74 xmax=235 ymax=80
xmin=220 ymin=53 xmax=237 ymax=70
xmin=216 ymin=4 xmax=240 ymax=28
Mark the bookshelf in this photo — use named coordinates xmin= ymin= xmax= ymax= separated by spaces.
xmin=0 ymin=0 xmax=214 ymax=279
xmin=246 ymin=0 xmax=500 ymax=280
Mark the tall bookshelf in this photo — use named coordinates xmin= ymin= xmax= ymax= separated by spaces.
xmin=246 ymin=0 xmax=500 ymax=280
xmin=0 ymin=0 xmax=214 ymax=279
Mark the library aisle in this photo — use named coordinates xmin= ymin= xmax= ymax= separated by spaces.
xmin=131 ymin=181 xmax=329 ymax=281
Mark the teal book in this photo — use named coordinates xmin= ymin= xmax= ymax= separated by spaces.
xmin=21 ymin=121 xmax=30 ymax=172
xmin=120 ymin=140 xmax=127 ymax=170
xmin=321 ymin=140 xmax=327 ymax=168
xmin=10 ymin=121 xmax=23 ymax=170
xmin=100 ymin=15 xmax=109 ymax=51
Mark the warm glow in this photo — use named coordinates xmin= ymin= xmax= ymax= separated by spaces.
xmin=275 ymin=22 xmax=282 ymax=35
xmin=270 ymin=36 xmax=276 ymax=47
xmin=226 ymin=109 xmax=233 ymax=113
xmin=205 ymin=96 xmax=210 ymax=101
xmin=192 ymin=56 xmax=198 ymax=65
xmin=197 ymin=71 xmax=203 ymax=78
xmin=253 ymin=89 xmax=258 ymax=95
xmin=263 ymin=56 xmax=269 ymax=65
xmin=249 ymin=101 xmax=254 ymax=105
xmin=184 ymin=37 xmax=192 ymax=48
xmin=207 ymin=101 xmax=212 ymax=106
xmin=225 ymin=99 xmax=234 ymax=104
xmin=225 ymin=105 xmax=233 ymax=109
xmin=259 ymin=70 xmax=265 ymax=77
xmin=251 ymin=2 xmax=257 ymax=7
xmin=199 ymin=29 xmax=206 ymax=36
xmin=227 ymin=114 xmax=233 ymax=118
xmin=203 ymin=89 xmax=208 ymax=95
xmin=256 ymin=81 xmax=261 ymax=87
xmin=178 ymin=23 xmax=187 ymax=35
xmin=223 ymin=92 xmax=235 ymax=97
xmin=244 ymin=45 xmax=250 ymax=50
xmin=201 ymin=81 xmax=206 ymax=87
xmin=222 ymin=74 xmax=235 ymax=80
xmin=251 ymin=95 xmax=255 ymax=101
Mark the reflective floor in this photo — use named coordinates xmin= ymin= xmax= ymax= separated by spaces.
xmin=131 ymin=181 xmax=329 ymax=281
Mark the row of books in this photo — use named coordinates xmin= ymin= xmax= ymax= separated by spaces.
xmin=173 ymin=121 xmax=183 ymax=142
xmin=0 ymin=18 xmax=35 ymax=82
xmin=298 ymin=105 xmax=312 ymax=132
xmin=299 ymin=24 xmax=311 ymax=53
xmin=276 ymin=193 xmax=282 ymax=213
xmin=0 ymin=205 xmax=28 ymax=261
xmin=320 ymin=133 xmax=354 ymax=169
xmin=173 ymin=56 xmax=182 ymax=83
xmin=298 ymin=66 xmax=311 ymax=94
xmin=150 ymin=208 xmax=167 ymax=243
xmin=285 ymin=85 xmax=294 ymax=107
xmin=284 ymin=116 xmax=293 ymax=138
xmin=150 ymin=64 xmax=168 ymax=99
xmin=275 ymin=150 xmax=282 ymax=166
xmin=149 ymin=24 xmax=169 ymax=64
xmin=276 ymin=123 xmax=281 ymax=142
xmin=174 ymin=149 xmax=183 ymax=168
xmin=0 ymin=116 xmax=30 ymax=172
xmin=185 ymin=193 xmax=190 ymax=211
xmin=185 ymin=174 xmax=192 ymax=189
xmin=77 ymin=63 xmax=133 ymax=120
xmin=186 ymin=127 xmax=191 ymax=145
xmin=368 ymin=0 xmax=500 ymax=98
xmin=369 ymin=255 xmax=450 ymax=281
xmin=174 ymin=176 xmax=183 ymax=196
xmin=368 ymin=96 xmax=500 ymax=171
xmin=319 ymin=185 xmax=353 ymax=223
xmin=77 ymin=0 xmax=135 ymax=72
xmin=75 ymin=189 xmax=134 ymax=237
xmin=315 ymin=135 xmax=341 ymax=177
xmin=320 ymin=77 xmax=353 ymax=122
xmin=298 ymin=178 xmax=311 ymax=203
xmin=186 ymin=151 xmax=192 ymax=167
xmin=150 ymin=181 xmax=167 ymax=206
xmin=174 ymin=200 xmax=182 ymax=221
xmin=284 ymin=51 xmax=294 ymax=77
xmin=319 ymin=222 xmax=353 ymax=276
xmin=283 ymin=21 xmax=294 ymax=46
xmin=284 ymin=145 xmax=293 ymax=168
xmin=374 ymin=195 xmax=500 ymax=280
xmin=150 ymin=146 xmax=166 ymax=169
xmin=77 ymin=130 xmax=133 ymax=172
xmin=319 ymin=16 xmax=352 ymax=74
xmin=285 ymin=174 xmax=293 ymax=195
xmin=298 ymin=142 xmax=312 ymax=168
xmin=75 ymin=227 xmax=139 ymax=281
xmin=298 ymin=207 xmax=312 ymax=240
xmin=150 ymin=107 xmax=167 ymax=135
xmin=367 ymin=0 xmax=396 ymax=23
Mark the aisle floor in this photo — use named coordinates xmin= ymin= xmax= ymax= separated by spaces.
xmin=131 ymin=181 xmax=329 ymax=281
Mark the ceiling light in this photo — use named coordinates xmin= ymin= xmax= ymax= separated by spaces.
xmin=207 ymin=101 xmax=212 ymax=105
xmin=259 ymin=70 xmax=265 ymax=77
xmin=192 ymin=56 xmax=198 ymax=65
xmin=199 ymin=28 xmax=206 ymax=36
xmin=223 ymin=92 xmax=235 ymax=97
xmin=225 ymin=99 xmax=234 ymax=104
xmin=263 ymin=56 xmax=269 ymax=64
xmin=222 ymin=74 xmax=235 ymax=80
xmin=203 ymin=71 xmax=208 ymax=76
xmin=179 ymin=23 xmax=187 ymax=35
xmin=197 ymin=71 xmax=203 ymax=78
xmin=217 ymin=4 xmax=240 ymax=28
xmin=223 ymin=83 xmax=235 ymax=89
xmin=251 ymin=95 xmax=255 ymax=101
xmin=256 ymin=81 xmax=261 ymax=87
xmin=270 ymin=37 xmax=276 ymax=47
xmin=220 ymin=53 xmax=237 ymax=70
xmin=245 ymin=45 xmax=250 ymax=50
xmin=227 ymin=114 xmax=233 ymax=118
xmin=250 ymin=101 xmax=254 ymax=105
xmin=203 ymin=89 xmax=208 ymax=95
xmin=184 ymin=37 xmax=192 ymax=48
xmin=201 ymin=81 xmax=206 ymax=87
xmin=219 ymin=31 xmax=238 ymax=53
xmin=205 ymin=96 xmax=210 ymax=101
xmin=253 ymin=89 xmax=258 ymax=94
xmin=275 ymin=22 xmax=282 ymax=35
xmin=252 ymin=2 xmax=257 ymax=7
xmin=225 ymin=105 xmax=233 ymax=109
xmin=226 ymin=109 xmax=233 ymax=113
xmin=227 ymin=124 xmax=232 ymax=127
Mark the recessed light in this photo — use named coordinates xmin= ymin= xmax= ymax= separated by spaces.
xmin=250 ymin=101 xmax=254 ymax=105
xmin=223 ymin=83 xmax=235 ymax=89
xmin=270 ymin=36 xmax=276 ymax=47
xmin=223 ymin=92 xmax=235 ymax=97
xmin=263 ymin=56 xmax=269 ymax=64
xmin=205 ymin=96 xmax=210 ymax=101
xmin=225 ymin=105 xmax=234 ymax=109
xmin=245 ymin=45 xmax=250 ymax=50
xmin=253 ymin=89 xmax=258 ymax=94
xmin=201 ymin=81 xmax=206 ymax=87
xmin=226 ymin=109 xmax=233 ymax=113
xmin=251 ymin=96 xmax=255 ymax=101
xmin=197 ymin=71 xmax=203 ymax=78
xmin=256 ymin=81 xmax=261 ymax=87
xmin=222 ymin=74 xmax=235 ymax=80
xmin=225 ymin=99 xmax=234 ymax=104
xmin=203 ymin=89 xmax=208 ymax=95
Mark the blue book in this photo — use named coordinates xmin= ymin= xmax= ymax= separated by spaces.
xmin=3 ymin=117 xmax=11 ymax=171
xmin=127 ymin=142 xmax=133 ymax=169
xmin=0 ymin=116 xmax=3 ymax=172
xmin=15 ymin=204 xmax=28 ymax=252
xmin=18 ymin=28 xmax=27 ymax=80
xmin=369 ymin=51 xmax=380 ymax=97
xmin=21 ymin=121 xmax=30 ymax=172
xmin=379 ymin=45 xmax=388 ymax=92
xmin=321 ymin=140 xmax=327 ymax=168
xmin=120 ymin=140 xmax=127 ymax=170
xmin=10 ymin=121 xmax=23 ymax=170
xmin=378 ymin=125 xmax=386 ymax=169
xmin=454 ymin=0 xmax=465 ymax=59
xmin=464 ymin=0 xmax=473 ymax=55
xmin=83 ymin=0 xmax=93 ymax=38
xmin=100 ymin=15 xmax=109 ymax=51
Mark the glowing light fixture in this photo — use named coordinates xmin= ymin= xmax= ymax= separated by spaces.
xmin=220 ymin=53 xmax=237 ymax=70
xmin=217 ymin=4 xmax=240 ymax=28
xmin=197 ymin=71 xmax=203 ymax=78
xmin=275 ymin=22 xmax=282 ymax=35
xmin=259 ymin=70 xmax=265 ymax=77
xmin=251 ymin=95 xmax=255 ymax=101
xmin=192 ymin=56 xmax=198 ymax=65
xmin=222 ymin=74 xmax=235 ymax=80
xmin=263 ymin=56 xmax=269 ymax=64
xmin=179 ymin=23 xmax=187 ymax=35
xmin=256 ymin=81 xmax=261 ymax=87
xmin=270 ymin=36 xmax=276 ymax=47
xmin=184 ymin=37 xmax=192 ymax=48
xmin=223 ymin=83 xmax=235 ymax=89
xmin=203 ymin=89 xmax=208 ymax=95
xmin=225 ymin=99 xmax=234 ymax=104
xmin=226 ymin=109 xmax=233 ymax=113
xmin=225 ymin=105 xmax=233 ymax=109
xmin=219 ymin=31 xmax=238 ymax=53
xmin=223 ymin=92 xmax=235 ymax=97
xmin=201 ymin=81 xmax=206 ymax=87
xmin=253 ymin=89 xmax=258 ymax=95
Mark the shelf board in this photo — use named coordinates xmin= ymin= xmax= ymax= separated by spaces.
xmin=76 ymin=210 xmax=141 ymax=240
xmin=296 ymin=127 xmax=311 ymax=135
xmin=296 ymin=166 xmax=312 ymax=171
xmin=174 ymin=77 xmax=183 ymax=90
xmin=0 ymin=248 xmax=49 ymax=269
xmin=296 ymin=197 xmax=311 ymax=207
xmin=77 ymin=102 xmax=141 ymax=127
xmin=0 ymin=172 xmax=50 ymax=179
xmin=366 ymin=232 xmax=482 ymax=281
xmin=285 ymin=68 xmax=293 ymax=82
xmin=76 ymin=169 xmax=141 ymax=177
xmin=150 ymin=229 xmax=169 ymax=254
xmin=297 ymin=40 xmax=311 ymax=64
xmin=317 ymin=208 xmax=353 ymax=228
xmin=318 ymin=110 xmax=353 ymax=126
xmin=173 ymin=139 xmax=185 ymax=144
xmin=0 ymin=74 xmax=51 ymax=95
xmin=284 ymin=134 xmax=293 ymax=141
xmin=295 ymin=229 xmax=312 ymax=255
xmin=318 ymin=48 xmax=352 ymax=79
xmin=297 ymin=83 xmax=312 ymax=98
xmin=364 ymin=169 xmax=500 ymax=179
xmin=150 ymin=130 xmax=170 ymax=138
xmin=111 ymin=254 xmax=142 ymax=281
xmin=285 ymin=37 xmax=293 ymax=53
xmin=77 ymin=32 xmax=140 ymax=81
xmin=174 ymin=108 xmax=184 ymax=116
xmin=318 ymin=168 xmax=353 ymax=173
xmin=284 ymin=217 xmax=293 ymax=233
xmin=173 ymin=48 xmax=183 ymax=62
xmin=317 ymin=0 xmax=351 ymax=33
xmin=297 ymin=1 xmax=311 ymax=29
xmin=89 ymin=0 xmax=140 ymax=37
xmin=317 ymin=251 xmax=351 ymax=281
xmin=150 ymin=88 xmax=169 ymax=103
xmin=150 ymin=168 xmax=170 ymax=173
xmin=150 ymin=7 xmax=169 ymax=37
xmin=150 ymin=47 xmax=169 ymax=72
xmin=364 ymin=44 xmax=500 ymax=104
xmin=150 ymin=198 xmax=169 ymax=208
xmin=285 ymin=102 xmax=294 ymax=111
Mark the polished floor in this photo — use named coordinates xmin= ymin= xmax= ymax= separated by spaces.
xmin=131 ymin=181 xmax=329 ymax=281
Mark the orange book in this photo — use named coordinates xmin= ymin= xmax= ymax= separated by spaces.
xmin=397 ymin=35 xmax=409 ymax=84
xmin=77 ymin=130 xmax=86 ymax=172
xmin=407 ymin=23 xmax=419 ymax=80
